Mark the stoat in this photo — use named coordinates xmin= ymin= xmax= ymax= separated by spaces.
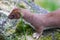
xmin=8 ymin=8 xmax=60 ymax=39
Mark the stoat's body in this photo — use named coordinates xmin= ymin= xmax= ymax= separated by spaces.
xmin=8 ymin=8 xmax=60 ymax=39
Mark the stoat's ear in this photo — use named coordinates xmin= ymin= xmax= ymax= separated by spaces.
xmin=8 ymin=8 xmax=20 ymax=19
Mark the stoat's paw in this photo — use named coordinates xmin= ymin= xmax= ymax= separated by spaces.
xmin=33 ymin=32 xmax=40 ymax=40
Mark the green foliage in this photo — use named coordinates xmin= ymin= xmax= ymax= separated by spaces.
xmin=16 ymin=18 xmax=35 ymax=35
xmin=35 ymin=0 xmax=60 ymax=11
xmin=17 ymin=4 xmax=26 ymax=9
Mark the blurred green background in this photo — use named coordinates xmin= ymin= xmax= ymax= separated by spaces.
xmin=34 ymin=0 xmax=60 ymax=11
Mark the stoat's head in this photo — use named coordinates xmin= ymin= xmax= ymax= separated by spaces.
xmin=8 ymin=8 xmax=20 ymax=19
